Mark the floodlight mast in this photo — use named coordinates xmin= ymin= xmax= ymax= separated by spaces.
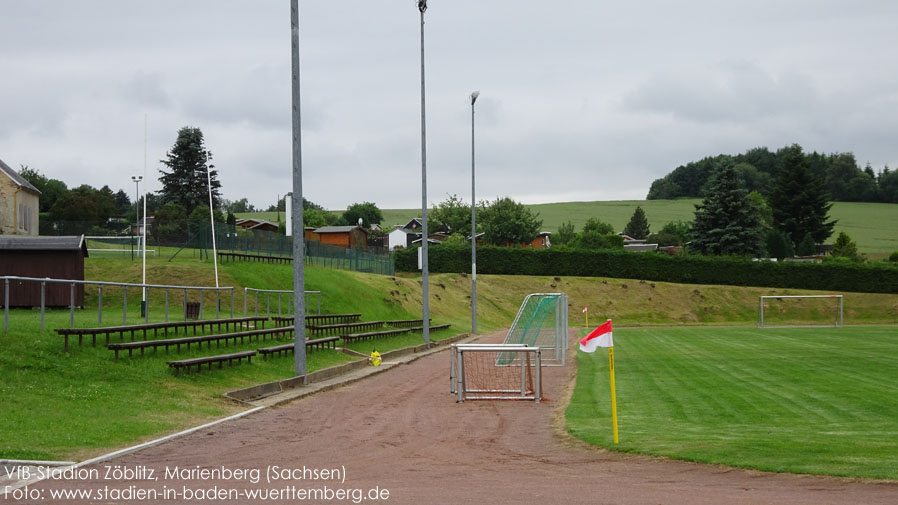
xmin=470 ymin=90 xmax=479 ymax=335
xmin=131 ymin=175 xmax=142 ymax=262
xmin=290 ymin=0 xmax=307 ymax=379
xmin=418 ymin=0 xmax=430 ymax=345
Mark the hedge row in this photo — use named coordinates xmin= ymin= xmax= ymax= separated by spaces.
xmin=394 ymin=246 xmax=898 ymax=294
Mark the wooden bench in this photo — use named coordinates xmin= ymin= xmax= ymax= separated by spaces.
xmin=271 ymin=313 xmax=362 ymax=327
xmin=57 ymin=316 xmax=268 ymax=351
xmin=167 ymin=350 xmax=257 ymax=375
xmin=384 ymin=319 xmax=431 ymax=328
xmin=257 ymin=337 xmax=340 ymax=358
xmin=107 ymin=326 xmax=294 ymax=361
xmin=306 ymin=321 xmax=386 ymax=337
xmin=342 ymin=328 xmax=411 ymax=344
xmin=409 ymin=324 xmax=452 ymax=333
xmin=218 ymin=252 xmax=292 ymax=264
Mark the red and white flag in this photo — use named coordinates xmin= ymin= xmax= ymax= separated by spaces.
xmin=582 ymin=306 xmax=588 ymax=313
xmin=579 ymin=319 xmax=613 ymax=353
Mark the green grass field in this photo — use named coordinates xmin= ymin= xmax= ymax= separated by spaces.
xmin=566 ymin=325 xmax=898 ymax=479
xmin=379 ymin=199 xmax=898 ymax=257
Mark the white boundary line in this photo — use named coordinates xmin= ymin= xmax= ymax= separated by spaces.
xmin=1 ymin=406 xmax=264 ymax=496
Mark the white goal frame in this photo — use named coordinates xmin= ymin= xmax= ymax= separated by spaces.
xmin=451 ymin=344 xmax=542 ymax=403
xmin=503 ymin=293 xmax=568 ymax=366
xmin=758 ymin=295 xmax=843 ymax=328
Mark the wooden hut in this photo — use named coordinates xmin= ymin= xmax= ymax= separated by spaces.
xmin=312 ymin=226 xmax=369 ymax=250
xmin=0 ymin=235 xmax=89 ymax=307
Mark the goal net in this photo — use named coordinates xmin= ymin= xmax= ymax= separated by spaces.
xmin=758 ymin=295 xmax=843 ymax=328
xmin=502 ymin=293 xmax=568 ymax=365
xmin=450 ymin=344 xmax=542 ymax=402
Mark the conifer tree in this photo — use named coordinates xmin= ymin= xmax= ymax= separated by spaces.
xmin=623 ymin=206 xmax=650 ymax=239
xmin=768 ymin=144 xmax=836 ymax=247
xmin=689 ymin=160 xmax=764 ymax=256
xmin=158 ymin=127 xmax=221 ymax=215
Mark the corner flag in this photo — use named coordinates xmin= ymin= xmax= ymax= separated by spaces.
xmin=579 ymin=319 xmax=613 ymax=353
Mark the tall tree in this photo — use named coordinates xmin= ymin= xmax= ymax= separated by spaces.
xmin=18 ymin=165 xmax=68 ymax=212
xmin=478 ymin=197 xmax=542 ymax=246
xmin=689 ymin=160 xmax=765 ymax=256
xmin=623 ymin=206 xmax=650 ymax=239
xmin=158 ymin=126 xmax=221 ymax=215
xmin=768 ymin=144 xmax=836 ymax=246
xmin=582 ymin=217 xmax=615 ymax=235
xmin=554 ymin=220 xmax=576 ymax=246
xmin=429 ymin=194 xmax=471 ymax=236
xmin=342 ymin=201 xmax=382 ymax=227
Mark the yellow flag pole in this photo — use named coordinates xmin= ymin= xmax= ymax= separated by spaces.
xmin=608 ymin=346 xmax=619 ymax=444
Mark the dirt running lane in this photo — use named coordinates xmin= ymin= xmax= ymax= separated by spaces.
xmin=20 ymin=330 xmax=898 ymax=504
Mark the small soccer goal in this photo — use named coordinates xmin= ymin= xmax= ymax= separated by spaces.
xmin=450 ymin=344 xmax=542 ymax=402
xmin=758 ymin=295 xmax=844 ymax=328
xmin=502 ymin=293 xmax=568 ymax=365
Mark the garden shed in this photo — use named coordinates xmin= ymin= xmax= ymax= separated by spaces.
xmin=0 ymin=235 xmax=89 ymax=307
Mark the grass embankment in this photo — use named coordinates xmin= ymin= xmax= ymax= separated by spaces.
xmin=380 ymin=199 xmax=898 ymax=257
xmin=566 ymin=325 xmax=898 ymax=480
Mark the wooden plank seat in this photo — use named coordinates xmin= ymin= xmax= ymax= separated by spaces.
xmin=306 ymin=321 xmax=386 ymax=337
xmin=167 ymin=350 xmax=257 ymax=375
xmin=107 ymin=326 xmax=294 ymax=361
xmin=257 ymin=337 xmax=340 ymax=358
xmin=342 ymin=328 xmax=411 ymax=344
xmin=408 ymin=324 xmax=452 ymax=333
xmin=384 ymin=319 xmax=432 ymax=329
xmin=56 ymin=316 xmax=268 ymax=351
xmin=271 ymin=313 xmax=362 ymax=327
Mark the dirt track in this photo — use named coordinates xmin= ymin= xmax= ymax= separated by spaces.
xmin=21 ymin=330 xmax=898 ymax=504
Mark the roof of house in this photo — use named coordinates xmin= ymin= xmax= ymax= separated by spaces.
xmin=314 ymin=226 xmax=368 ymax=234
xmin=0 ymin=235 xmax=87 ymax=254
xmin=0 ymin=157 xmax=41 ymax=195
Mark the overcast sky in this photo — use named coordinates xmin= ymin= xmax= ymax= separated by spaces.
xmin=3 ymin=1 xmax=898 ymax=213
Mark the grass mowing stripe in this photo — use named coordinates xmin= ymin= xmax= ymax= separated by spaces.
xmin=567 ymin=325 xmax=898 ymax=479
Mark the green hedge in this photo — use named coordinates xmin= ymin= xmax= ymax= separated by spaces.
xmin=394 ymin=246 xmax=898 ymax=294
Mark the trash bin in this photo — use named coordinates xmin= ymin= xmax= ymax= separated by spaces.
xmin=185 ymin=302 xmax=201 ymax=320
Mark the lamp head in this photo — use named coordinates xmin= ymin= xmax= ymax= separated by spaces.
xmin=417 ymin=0 xmax=427 ymax=13
xmin=470 ymin=91 xmax=480 ymax=104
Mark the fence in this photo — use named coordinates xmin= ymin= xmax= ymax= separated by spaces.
xmin=50 ymin=219 xmax=395 ymax=276
xmin=1 ymin=275 xmax=234 ymax=332
xmin=244 ymin=288 xmax=321 ymax=318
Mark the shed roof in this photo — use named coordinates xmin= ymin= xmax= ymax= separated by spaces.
xmin=0 ymin=235 xmax=88 ymax=255
xmin=314 ymin=226 xmax=368 ymax=234
xmin=0 ymin=157 xmax=41 ymax=195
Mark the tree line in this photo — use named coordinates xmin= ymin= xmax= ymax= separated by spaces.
xmin=647 ymin=144 xmax=898 ymax=203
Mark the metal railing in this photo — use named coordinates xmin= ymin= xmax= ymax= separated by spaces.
xmin=2 ymin=275 xmax=235 ymax=332
xmin=243 ymin=288 xmax=321 ymax=319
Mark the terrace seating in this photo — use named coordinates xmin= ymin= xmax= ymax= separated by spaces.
xmin=257 ymin=337 xmax=340 ymax=358
xmin=342 ymin=328 xmax=411 ymax=344
xmin=306 ymin=321 xmax=386 ymax=337
xmin=56 ymin=316 xmax=268 ymax=351
xmin=271 ymin=313 xmax=362 ymax=327
xmin=167 ymin=350 xmax=257 ymax=375
xmin=107 ymin=326 xmax=294 ymax=361
xmin=383 ymin=319 xmax=431 ymax=328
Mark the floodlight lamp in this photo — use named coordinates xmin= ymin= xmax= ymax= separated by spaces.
xmin=417 ymin=0 xmax=427 ymax=13
xmin=470 ymin=91 xmax=480 ymax=104
xmin=132 ymin=175 xmax=142 ymax=182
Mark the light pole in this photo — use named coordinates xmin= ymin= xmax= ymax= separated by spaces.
xmin=417 ymin=0 xmax=430 ymax=345
xmin=203 ymin=166 xmax=219 ymax=290
xmin=290 ymin=0 xmax=307 ymax=379
xmin=470 ymin=90 xmax=479 ymax=335
xmin=131 ymin=175 xmax=142 ymax=261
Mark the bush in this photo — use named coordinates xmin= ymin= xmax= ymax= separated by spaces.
xmin=394 ymin=246 xmax=898 ymax=294
xmin=889 ymin=251 xmax=898 ymax=263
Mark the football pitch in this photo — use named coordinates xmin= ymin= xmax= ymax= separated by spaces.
xmin=567 ymin=325 xmax=898 ymax=480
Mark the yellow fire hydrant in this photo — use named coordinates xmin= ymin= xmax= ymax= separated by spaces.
xmin=369 ymin=349 xmax=382 ymax=367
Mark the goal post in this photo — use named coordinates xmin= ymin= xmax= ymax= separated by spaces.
xmin=758 ymin=295 xmax=843 ymax=328
xmin=451 ymin=344 xmax=542 ymax=402
xmin=503 ymin=293 xmax=568 ymax=365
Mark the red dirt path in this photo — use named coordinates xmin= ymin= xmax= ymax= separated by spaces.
xmin=23 ymin=330 xmax=898 ymax=504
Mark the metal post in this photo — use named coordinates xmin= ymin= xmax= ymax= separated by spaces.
xmin=215 ymin=290 xmax=220 ymax=319
xmin=144 ymin=287 xmax=149 ymax=324
xmin=267 ymin=292 xmax=271 ymax=319
xmin=69 ymin=282 xmax=75 ymax=328
xmin=418 ymin=0 xmax=430 ymax=345
xmin=3 ymin=279 xmax=7 ymax=333
xmin=98 ymin=285 xmax=103 ymax=325
xmin=244 ymin=288 xmax=248 ymax=318
xmin=470 ymin=90 xmax=479 ymax=335
xmin=123 ymin=286 xmax=128 ymax=324
xmin=535 ymin=348 xmax=542 ymax=403
xmin=230 ymin=288 xmax=234 ymax=318
xmin=290 ymin=0 xmax=308 ymax=379
xmin=183 ymin=288 xmax=188 ymax=321
xmin=40 ymin=281 xmax=46 ymax=331
xmin=456 ymin=349 xmax=465 ymax=403
xmin=255 ymin=291 xmax=259 ymax=317
xmin=164 ymin=289 xmax=169 ymax=322
xmin=277 ymin=293 xmax=281 ymax=316
xmin=199 ymin=289 xmax=204 ymax=321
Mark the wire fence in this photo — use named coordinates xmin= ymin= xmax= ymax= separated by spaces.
xmin=43 ymin=219 xmax=395 ymax=275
